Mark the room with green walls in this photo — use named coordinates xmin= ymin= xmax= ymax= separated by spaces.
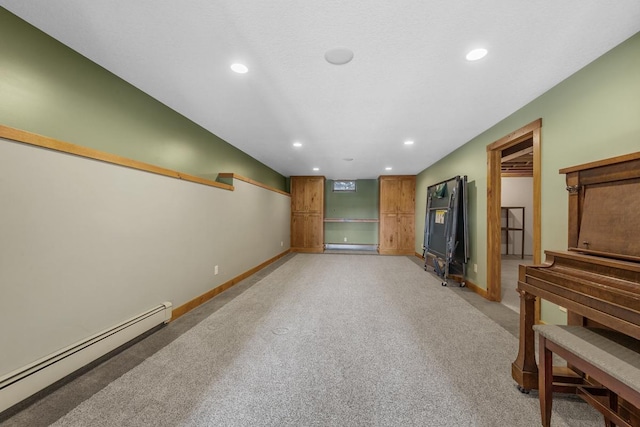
xmin=415 ymin=31 xmax=640 ymax=323
xmin=0 ymin=8 xmax=285 ymax=191
xmin=324 ymin=179 xmax=379 ymax=245
xmin=3 ymin=6 xmax=639 ymax=325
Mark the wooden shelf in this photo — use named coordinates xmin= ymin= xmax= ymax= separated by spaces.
xmin=501 ymin=206 xmax=525 ymax=259
xmin=324 ymin=218 xmax=379 ymax=223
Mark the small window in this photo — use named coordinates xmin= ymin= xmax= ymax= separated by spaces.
xmin=332 ymin=180 xmax=357 ymax=192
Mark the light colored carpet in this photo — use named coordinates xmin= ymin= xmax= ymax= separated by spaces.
xmin=501 ymin=255 xmax=534 ymax=313
xmin=50 ymin=254 xmax=600 ymax=426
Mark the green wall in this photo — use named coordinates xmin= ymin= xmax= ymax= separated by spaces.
xmin=324 ymin=179 xmax=379 ymax=244
xmin=0 ymin=8 xmax=286 ymax=190
xmin=416 ymin=31 xmax=640 ymax=324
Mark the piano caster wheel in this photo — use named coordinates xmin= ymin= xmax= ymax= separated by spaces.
xmin=441 ymin=282 xmax=447 ymax=286
xmin=516 ymin=385 xmax=530 ymax=394
xmin=460 ymin=282 xmax=466 ymax=288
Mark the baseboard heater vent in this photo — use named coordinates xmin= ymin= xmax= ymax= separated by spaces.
xmin=0 ymin=302 xmax=172 ymax=413
xmin=324 ymin=244 xmax=378 ymax=252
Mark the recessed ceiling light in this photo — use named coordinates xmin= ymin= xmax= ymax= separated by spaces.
xmin=230 ymin=63 xmax=248 ymax=73
xmin=404 ymin=140 xmax=414 ymax=145
xmin=466 ymin=48 xmax=488 ymax=61
xmin=312 ymin=167 xmax=320 ymax=171
xmin=385 ymin=167 xmax=392 ymax=171
xmin=293 ymin=142 xmax=302 ymax=147
xmin=325 ymin=47 xmax=354 ymax=65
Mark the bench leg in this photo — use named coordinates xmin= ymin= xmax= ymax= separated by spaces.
xmin=539 ymin=336 xmax=553 ymax=427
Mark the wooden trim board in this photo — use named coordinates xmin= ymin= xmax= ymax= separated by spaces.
xmin=218 ymin=172 xmax=289 ymax=196
xmin=0 ymin=125 xmax=234 ymax=191
xmin=559 ymin=151 xmax=640 ymax=174
xmin=486 ymin=119 xmax=542 ymax=152
xmin=324 ymin=218 xmax=379 ymax=223
xmin=414 ymin=253 xmax=487 ymax=297
xmin=462 ymin=278 xmax=489 ymax=299
xmin=171 ymin=250 xmax=291 ymax=321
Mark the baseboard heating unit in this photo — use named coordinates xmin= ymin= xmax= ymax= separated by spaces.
xmin=0 ymin=302 xmax=172 ymax=413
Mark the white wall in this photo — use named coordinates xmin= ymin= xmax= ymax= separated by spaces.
xmin=501 ymin=177 xmax=533 ymax=256
xmin=0 ymin=138 xmax=290 ymax=376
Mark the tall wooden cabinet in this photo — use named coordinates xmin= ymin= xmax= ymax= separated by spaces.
xmin=379 ymin=175 xmax=416 ymax=255
xmin=290 ymin=176 xmax=325 ymax=253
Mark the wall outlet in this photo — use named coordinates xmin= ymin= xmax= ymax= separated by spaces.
xmin=344 ymin=237 xmax=348 ymax=242
xmin=280 ymin=241 xmax=283 ymax=247
xmin=214 ymin=265 xmax=219 ymax=275
xmin=473 ymin=263 xmax=478 ymax=273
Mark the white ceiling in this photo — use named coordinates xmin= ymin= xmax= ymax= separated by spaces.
xmin=3 ymin=1 xmax=640 ymax=179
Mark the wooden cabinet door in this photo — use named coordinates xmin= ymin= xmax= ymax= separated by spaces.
xmin=291 ymin=213 xmax=323 ymax=250
xmin=398 ymin=213 xmax=415 ymax=252
xmin=305 ymin=177 xmax=324 ymax=213
xmin=291 ymin=178 xmax=307 ymax=212
xmin=398 ymin=177 xmax=416 ymax=213
xmin=379 ymin=178 xmax=399 ymax=214
xmin=291 ymin=177 xmax=324 ymax=213
xmin=306 ymin=213 xmax=323 ymax=249
xmin=379 ymin=176 xmax=415 ymax=254
xmin=290 ymin=177 xmax=324 ymax=252
xmin=291 ymin=213 xmax=306 ymax=248
xmin=380 ymin=214 xmax=398 ymax=251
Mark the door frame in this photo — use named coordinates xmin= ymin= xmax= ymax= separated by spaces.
xmin=486 ymin=119 xmax=542 ymax=302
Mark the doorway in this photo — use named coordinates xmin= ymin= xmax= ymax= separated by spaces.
xmin=486 ymin=119 xmax=542 ymax=309
xmin=500 ymin=146 xmax=534 ymax=312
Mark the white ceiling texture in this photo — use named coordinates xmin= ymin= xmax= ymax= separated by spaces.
xmin=3 ymin=1 xmax=640 ymax=179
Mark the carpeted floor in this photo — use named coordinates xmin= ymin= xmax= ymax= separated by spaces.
xmin=3 ymin=254 xmax=602 ymax=426
xmin=501 ymin=254 xmax=534 ymax=313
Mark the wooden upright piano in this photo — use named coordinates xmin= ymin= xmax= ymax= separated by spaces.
xmin=511 ymin=152 xmax=640 ymax=420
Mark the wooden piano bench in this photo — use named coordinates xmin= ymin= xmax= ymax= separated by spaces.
xmin=533 ymin=325 xmax=640 ymax=427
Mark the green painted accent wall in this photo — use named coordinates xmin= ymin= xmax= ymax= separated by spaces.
xmin=416 ymin=31 xmax=640 ymax=324
xmin=0 ymin=8 xmax=286 ymax=190
xmin=324 ymin=179 xmax=379 ymax=244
